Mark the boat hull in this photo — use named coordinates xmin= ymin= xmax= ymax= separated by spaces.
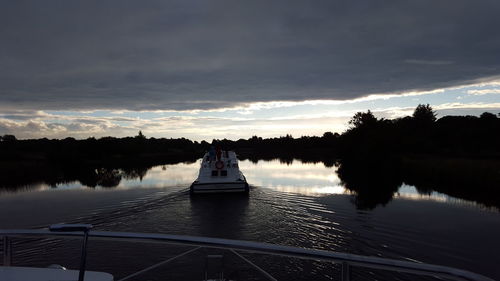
xmin=190 ymin=181 xmax=249 ymax=194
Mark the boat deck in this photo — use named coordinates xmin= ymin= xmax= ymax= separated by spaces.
xmin=0 ymin=226 xmax=494 ymax=281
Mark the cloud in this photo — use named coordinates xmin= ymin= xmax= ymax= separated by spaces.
xmin=404 ymin=59 xmax=454 ymax=66
xmin=0 ymin=112 xmax=138 ymax=139
xmin=0 ymin=108 xmax=349 ymax=140
xmin=1 ymin=1 xmax=500 ymax=111
xmin=434 ymin=102 xmax=500 ymax=111
xmin=0 ymin=110 xmax=51 ymax=120
xmin=467 ymin=89 xmax=500 ymax=95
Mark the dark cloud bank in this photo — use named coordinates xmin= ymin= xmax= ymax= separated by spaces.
xmin=1 ymin=0 xmax=500 ymax=111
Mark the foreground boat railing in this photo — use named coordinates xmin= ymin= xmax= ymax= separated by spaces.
xmin=1 ymin=225 xmax=495 ymax=281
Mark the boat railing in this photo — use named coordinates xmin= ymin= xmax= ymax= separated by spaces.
xmin=0 ymin=225 xmax=495 ymax=281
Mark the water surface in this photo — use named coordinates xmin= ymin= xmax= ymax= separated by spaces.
xmin=1 ymin=159 xmax=499 ymax=280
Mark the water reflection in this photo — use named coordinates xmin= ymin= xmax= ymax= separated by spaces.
xmin=0 ymin=158 xmax=497 ymax=211
xmin=0 ymin=162 xmax=200 ymax=193
xmin=241 ymin=159 xmax=347 ymax=195
xmin=335 ymin=158 xmax=402 ymax=209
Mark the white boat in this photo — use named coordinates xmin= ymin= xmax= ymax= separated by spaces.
xmin=190 ymin=150 xmax=249 ymax=194
xmin=0 ymin=224 xmax=495 ymax=281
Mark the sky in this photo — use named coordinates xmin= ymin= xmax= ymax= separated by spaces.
xmin=1 ymin=1 xmax=500 ymax=141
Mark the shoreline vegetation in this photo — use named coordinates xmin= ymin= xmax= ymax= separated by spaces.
xmin=1 ymin=105 xmax=499 ymax=209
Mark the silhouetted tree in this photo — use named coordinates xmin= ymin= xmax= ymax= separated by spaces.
xmin=322 ymin=132 xmax=335 ymax=139
xmin=136 ymin=130 xmax=146 ymax=139
xmin=348 ymin=110 xmax=377 ymax=129
xmin=413 ymin=104 xmax=436 ymax=123
xmin=1 ymin=134 xmax=17 ymax=142
xmin=480 ymin=112 xmax=497 ymax=121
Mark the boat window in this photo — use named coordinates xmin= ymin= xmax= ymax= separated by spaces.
xmin=220 ymin=170 xmax=227 ymax=176
xmin=211 ymin=170 xmax=218 ymax=176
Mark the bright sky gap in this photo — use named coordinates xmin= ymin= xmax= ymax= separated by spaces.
xmin=1 ymin=81 xmax=499 ymax=141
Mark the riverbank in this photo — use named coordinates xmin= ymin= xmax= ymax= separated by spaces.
xmin=0 ymin=151 xmax=199 ymax=190
xmin=401 ymin=155 xmax=500 ymax=208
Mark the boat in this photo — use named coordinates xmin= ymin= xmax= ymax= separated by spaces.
xmin=190 ymin=150 xmax=249 ymax=194
xmin=0 ymin=224 xmax=495 ymax=281
xmin=1 ymin=224 xmax=111 ymax=281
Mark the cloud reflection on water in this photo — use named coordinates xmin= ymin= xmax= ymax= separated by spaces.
xmin=2 ymin=158 xmax=489 ymax=211
xmin=240 ymin=159 xmax=347 ymax=196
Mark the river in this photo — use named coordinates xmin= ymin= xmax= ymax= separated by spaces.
xmin=1 ymin=159 xmax=499 ymax=280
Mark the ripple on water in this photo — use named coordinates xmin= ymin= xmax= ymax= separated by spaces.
xmin=4 ymin=184 xmax=500 ymax=280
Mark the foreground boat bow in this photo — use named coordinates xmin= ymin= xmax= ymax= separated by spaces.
xmin=0 ymin=224 xmax=495 ymax=281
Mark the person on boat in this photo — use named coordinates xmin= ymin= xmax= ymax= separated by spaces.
xmin=209 ymin=146 xmax=216 ymax=161
xmin=216 ymin=146 xmax=222 ymax=160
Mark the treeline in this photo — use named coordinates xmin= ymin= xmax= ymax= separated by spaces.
xmin=211 ymin=133 xmax=339 ymax=166
xmin=0 ymin=132 xmax=203 ymax=166
xmin=337 ymin=105 xmax=500 ymax=159
xmin=0 ymin=133 xmax=204 ymax=189
xmin=333 ymin=105 xmax=500 ymax=209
